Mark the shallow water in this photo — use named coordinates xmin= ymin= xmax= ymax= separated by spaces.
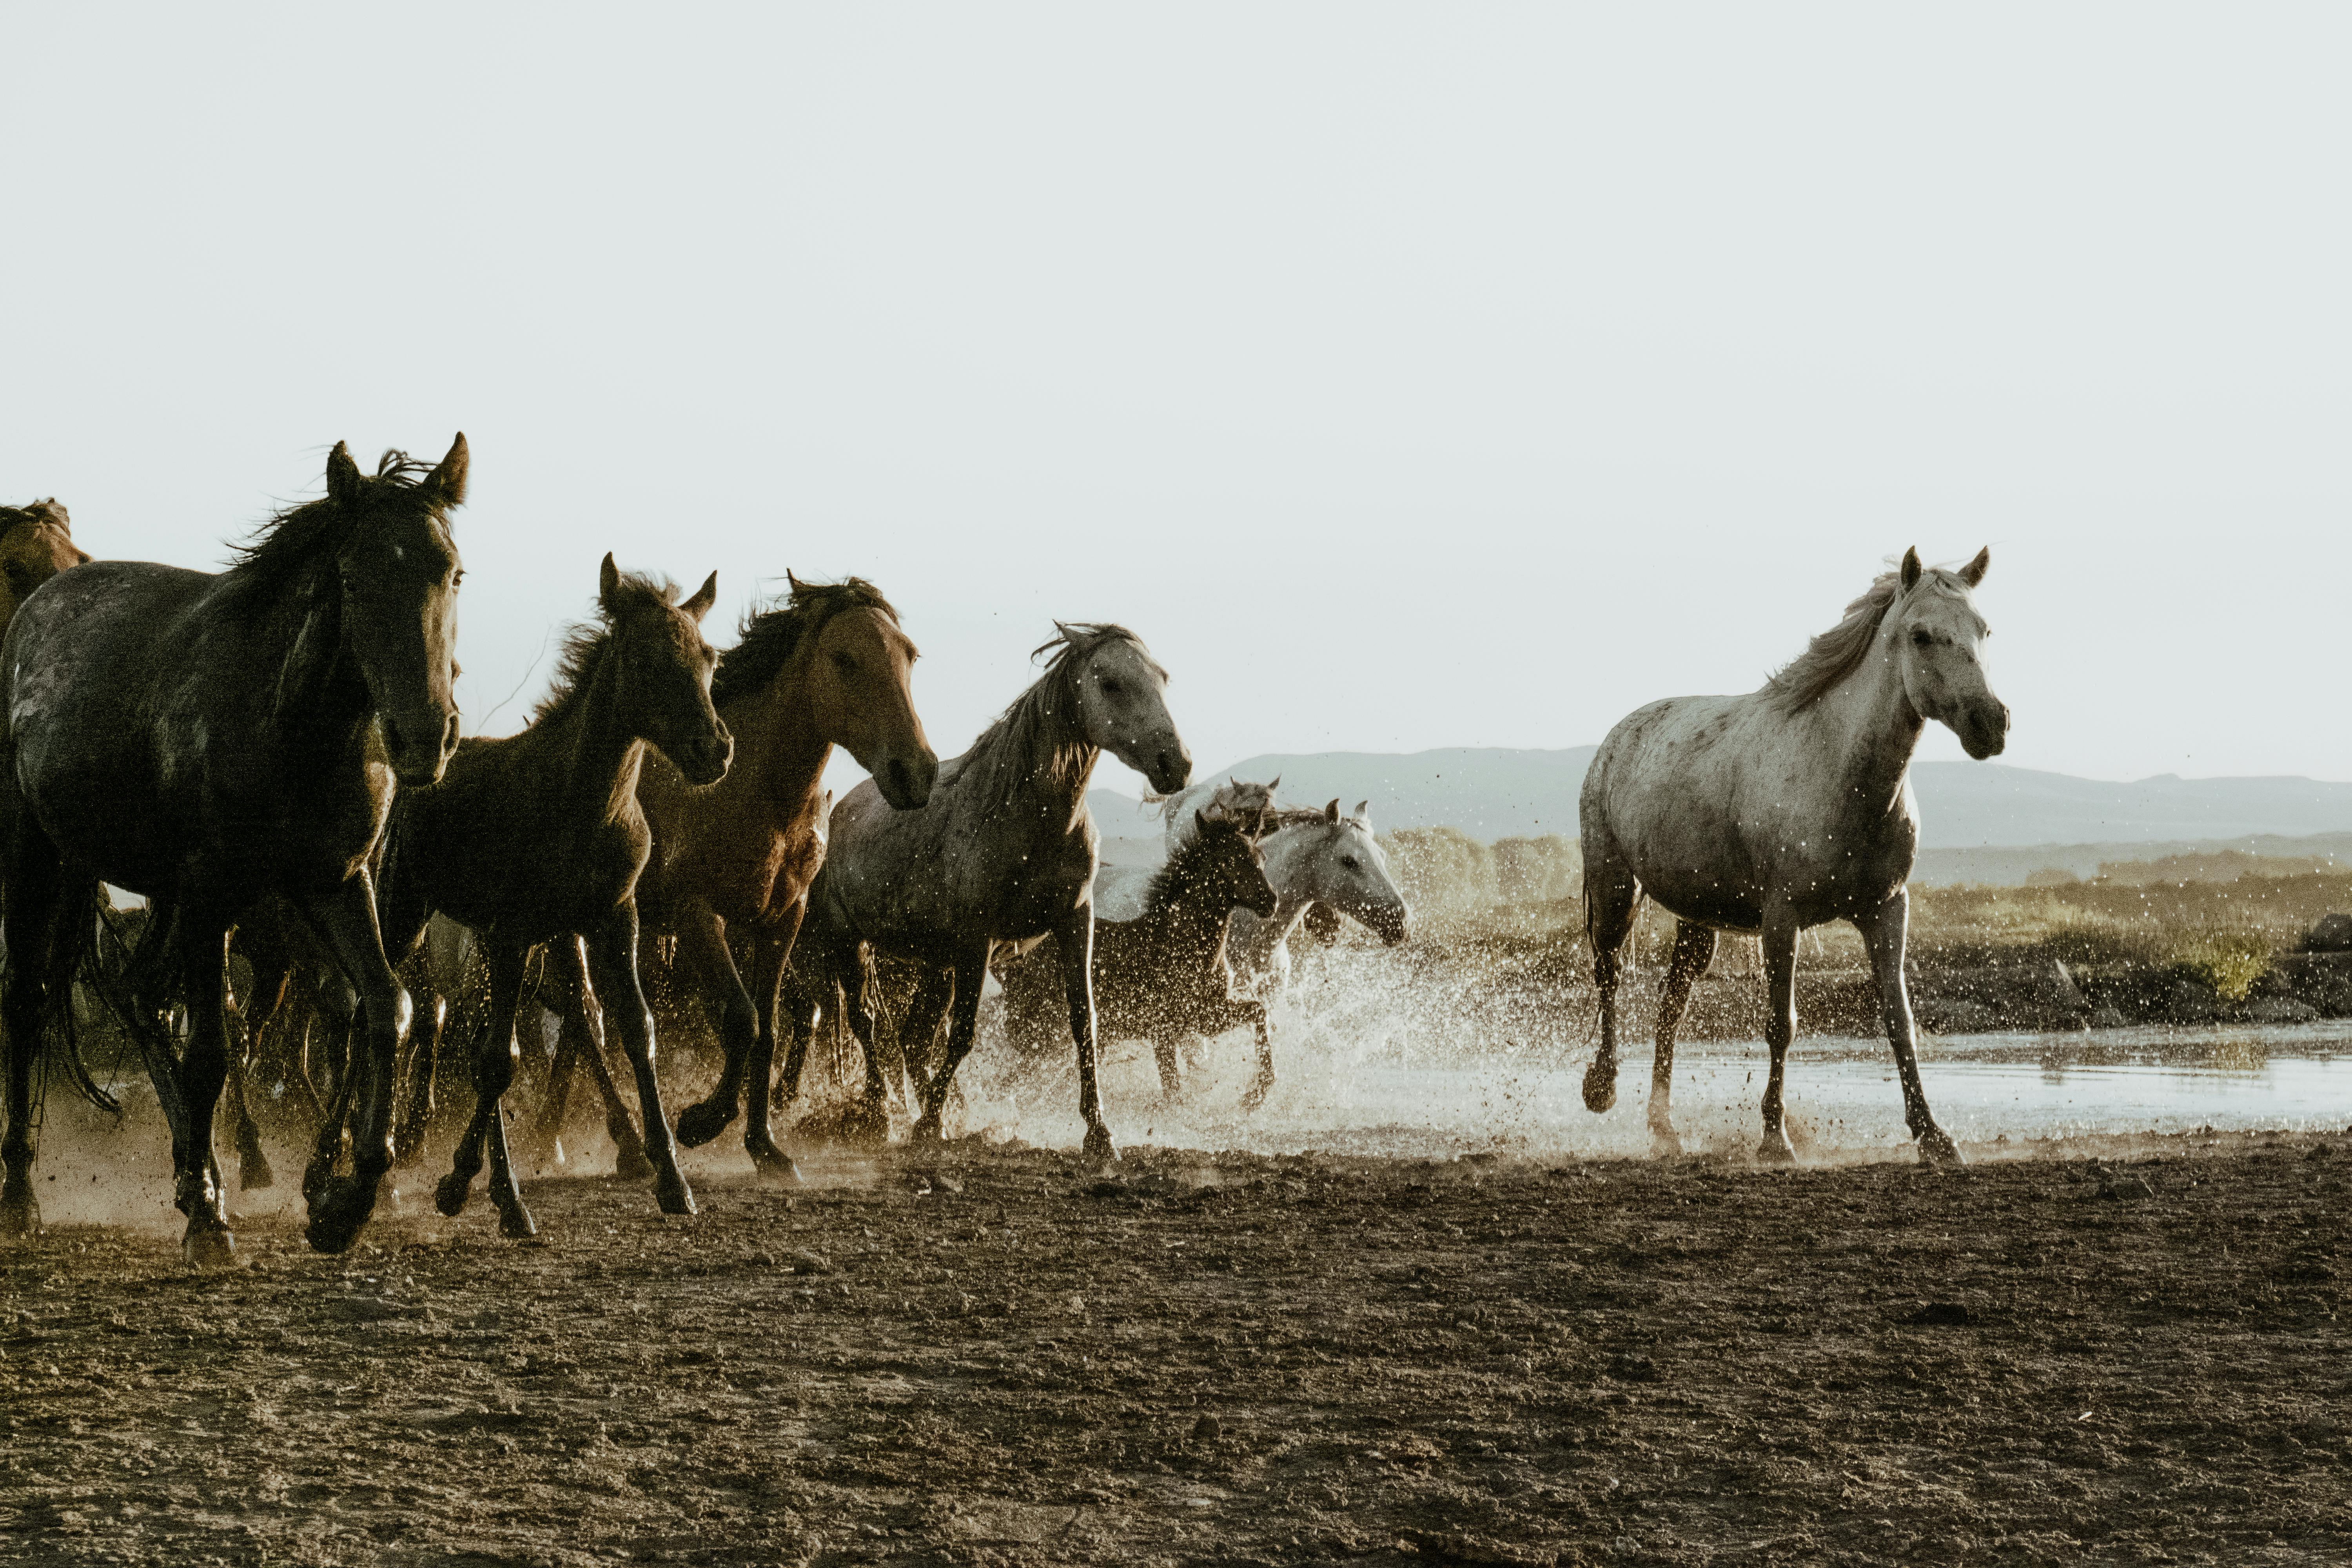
xmin=955 ymin=1018 xmax=2352 ymax=1162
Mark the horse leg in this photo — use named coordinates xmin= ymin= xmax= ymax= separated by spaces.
xmin=914 ymin=947 xmax=989 ymax=1145
xmin=548 ymin=937 xmax=653 ymax=1180
xmin=1236 ymin=996 xmax=1274 ymax=1110
xmin=1050 ymin=908 xmax=1115 ymax=1165
xmin=1649 ymin=921 xmax=1716 ymax=1157
xmin=223 ymin=1026 xmax=275 ymax=1192
xmin=435 ymin=941 xmax=533 ymax=1234
xmin=300 ymin=985 xmax=360 ymax=1206
xmin=0 ymin=820 xmax=67 ymax=1236
xmin=294 ymin=874 xmax=415 ymax=1254
xmin=167 ymin=920 xmax=241 ymax=1265
xmin=1857 ymin=891 xmax=1959 ymax=1167
xmin=897 ymin=964 xmax=955 ymax=1115
xmin=671 ymin=905 xmax=761 ymax=1151
xmin=1756 ymin=907 xmax=1801 ymax=1165
xmin=1580 ymin=831 xmax=1639 ymax=1114
xmin=391 ymin=992 xmax=443 ymax=1170
xmin=832 ymin=953 xmax=897 ymax=1145
xmin=1151 ymin=1032 xmax=1183 ymax=1100
xmin=775 ymin=964 xmax=818 ymax=1104
xmin=740 ymin=917 xmax=804 ymax=1181
xmin=586 ymin=903 xmax=695 ymax=1216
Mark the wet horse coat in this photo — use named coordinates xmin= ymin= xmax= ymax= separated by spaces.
xmin=1579 ymin=548 xmax=2009 ymax=1164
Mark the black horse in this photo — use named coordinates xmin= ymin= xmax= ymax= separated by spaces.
xmin=0 ymin=437 xmax=468 ymax=1260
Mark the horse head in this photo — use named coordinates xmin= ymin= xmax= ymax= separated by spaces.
xmin=1890 ymin=546 xmax=2008 ymax=760
xmin=1064 ymin=624 xmax=1190 ymax=794
xmin=0 ymin=499 xmax=87 ymax=641
xmin=1191 ymin=808 xmax=1278 ymax=918
xmin=1293 ymin=799 xmax=1410 ymax=945
xmin=323 ymin=434 xmax=468 ymax=787
xmin=599 ymin=554 xmax=733 ymax=786
xmin=789 ymin=572 xmax=938 ymax=810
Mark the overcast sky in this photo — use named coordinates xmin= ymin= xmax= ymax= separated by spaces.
xmin=6 ymin=6 xmax=2348 ymax=798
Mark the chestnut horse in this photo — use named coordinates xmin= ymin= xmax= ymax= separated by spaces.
xmin=640 ymin=575 xmax=936 ymax=1181
xmin=1580 ymin=547 xmax=2009 ymax=1165
xmin=0 ymin=500 xmax=90 ymax=630
xmin=0 ymin=438 xmax=466 ymax=1259
xmin=374 ymin=556 xmax=730 ymax=1236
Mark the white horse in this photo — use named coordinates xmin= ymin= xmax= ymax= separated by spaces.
xmin=1226 ymin=800 xmax=1410 ymax=994
xmin=1579 ymin=547 xmax=2009 ymax=1165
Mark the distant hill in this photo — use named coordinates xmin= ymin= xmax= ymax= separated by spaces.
xmin=1086 ymin=747 xmax=2352 ymax=860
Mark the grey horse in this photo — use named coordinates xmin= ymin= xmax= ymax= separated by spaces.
xmin=1580 ymin=547 xmax=2009 ymax=1165
xmin=785 ymin=623 xmax=1190 ymax=1163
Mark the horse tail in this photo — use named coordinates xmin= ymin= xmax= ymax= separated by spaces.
xmin=32 ymin=880 xmax=125 ymax=1114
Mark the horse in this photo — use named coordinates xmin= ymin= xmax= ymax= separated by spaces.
xmin=1579 ymin=547 xmax=2009 ymax=1165
xmin=1147 ymin=775 xmax=1279 ymax=853
xmin=644 ymin=574 xmax=936 ymax=1181
xmin=374 ymin=555 xmax=731 ymax=1236
xmin=1225 ymin=799 xmax=1410 ymax=993
xmin=0 ymin=436 xmax=468 ymax=1260
xmin=999 ymin=807 xmax=1277 ymax=1099
xmin=782 ymin=622 xmax=1191 ymax=1161
xmin=0 ymin=500 xmax=90 ymax=630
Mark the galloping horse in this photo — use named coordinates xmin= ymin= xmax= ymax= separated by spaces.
xmin=653 ymin=575 xmax=936 ymax=1181
xmin=1579 ymin=547 xmax=2009 ymax=1165
xmin=999 ymin=807 xmax=1276 ymax=1100
xmin=786 ymin=623 xmax=1191 ymax=1161
xmin=1226 ymin=800 xmax=1410 ymax=993
xmin=0 ymin=437 xmax=467 ymax=1259
xmin=376 ymin=556 xmax=731 ymax=1236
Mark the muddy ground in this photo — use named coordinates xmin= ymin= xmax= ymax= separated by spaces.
xmin=2 ymin=1130 xmax=2348 ymax=1567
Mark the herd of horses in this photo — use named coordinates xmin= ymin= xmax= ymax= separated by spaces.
xmin=0 ymin=436 xmax=2007 ymax=1263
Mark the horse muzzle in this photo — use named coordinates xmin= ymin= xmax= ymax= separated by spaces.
xmin=678 ymin=726 xmax=734 ymax=787
xmin=876 ymin=749 xmax=939 ymax=811
xmin=1365 ymin=903 xmax=1411 ymax=946
xmin=1957 ymin=699 xmax=2011 ymax=760
xmin=1139 ymin=744 xmax=1192 ymax=797
xmin=386 ymin=710 xmax=460 ymax=788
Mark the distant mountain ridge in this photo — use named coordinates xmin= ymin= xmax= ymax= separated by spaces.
xmin=1086 ymin=746 xmax=2352 ymax=853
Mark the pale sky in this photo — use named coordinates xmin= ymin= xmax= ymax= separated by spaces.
xmin=6 ymin=6 xmax=2348 ymax=797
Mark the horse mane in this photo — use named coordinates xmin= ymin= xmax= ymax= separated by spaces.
xmin=710 ymin=574 xmax=900 ymax=710
xmin=221 ymin=449 xmax=443 ymax=604
xmin=960 ymin=622 xmax=1156 ymax=812
xmin=530 ymin=571 xmax=682 ymax=725
xmin=1764 ymin=570 xmax=1907 ymax=712
xmin=1141 ymin=813 xmax=1248 ymax=916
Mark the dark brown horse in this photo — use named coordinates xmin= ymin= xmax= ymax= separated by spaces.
xmin=375 ymin=555 xmax=730 ymax=1236
xmin=645 ymin=575 xmax=936 ymax=1180
xmin=0 ymin=437 xmax=467 ymax=1259
xmin=784 ymin=623 xmax=1191 ymax=1161
xmin=997 ymin=808 xmax=1276 ymax=1098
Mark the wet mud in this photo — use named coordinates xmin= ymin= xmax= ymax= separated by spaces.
xmin=5 ymin=1128 xmax=2350 ymax=1565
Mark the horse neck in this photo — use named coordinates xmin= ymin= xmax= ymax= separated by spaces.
xmin=977 ymin=669 xmax=1100 ymax=835
xmin=1140 ymin=853 xmax=1239 ymax=962
xmin=1806 ymin=621 xmax=1925 ymax=816
xmin=543 ymin=646 xmax=651 ymax=826
xmin=724 ymin=659 xmax=833 ymax=821
xmin=263 ymin=568 xmax=376 ymax=755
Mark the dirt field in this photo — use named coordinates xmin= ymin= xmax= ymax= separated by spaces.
xmin=2 ymin=1130 xmax=2348 ymax=1566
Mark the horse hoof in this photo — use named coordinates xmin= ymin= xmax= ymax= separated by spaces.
xmin=910 ymin=1113 xmax=944 ymax=1145
xmin=1081 ymin=1124 xmax=1118 ymax=1167
xmin=300 ymin=1160 xmax=333 ymax=1206
xmin=1917 ymin=1128 xmax=1964 ymax=1167
xmin=1649 ymin=1126 xmax=1684 ymax=1158
xmin=674 ymin=1098 xmax=734 ymax=1150
xmin=1581 ymin=1060 xmax=1618 ymax=1114
xmin=239 ymin=1149 xmax=276 ymax=1192
xmin=655 ymin=1174 xmax=697 ymax=1216
xmin=434 ymin=1171 xmax=474 ymax=1218
xmin=0 ymin=1186 xmax=39 ymax=1236
xmin=747 ymin=1141 xmax=801 ymax=1185
xmin=497 ymin=1203 xmax=540 ymax=1240
xmin=612 ymin=1139 xmax=657 ymax=1183
xmin=182 ymin=1226 xmax=236 ymax=1269
xmin=1756 ymin=1131 xmax=1798 ymax=1165
xmin=303 ymin=1185 xmax=372 ymax=1255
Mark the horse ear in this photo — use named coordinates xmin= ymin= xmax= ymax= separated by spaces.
xmin=1900 ymin=547 xmax=1922 ymax=591
xmin=682 ymin=571 xmax=719 ymax=622
xmin=1959 ymin=546 xmax=1991 ymax=587
xmin=1353 ymin=800 xmax=1370 ymax=821
xmin=425 ymin=432 xmax=469 ymax=507
xmin=1268 ymin=773 xmax=1280 ymax=794
xmin=1194 ymin=808 xmax=1209 ymax=834
xmin=1324 ymin=799 xmax=1341 ymax=824
xmin=598 ymin=552 xmax=621 ymax=613
xmin=325 ymin=442 xmax=362 ymax=507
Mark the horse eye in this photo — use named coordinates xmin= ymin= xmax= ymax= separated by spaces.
xmin=1911 ymin=629 xmax=1932 ymax=648
xmin=1100 ymin=679 xmax=1123 ymax=695
xmin=1341 ymin=856 xmax=1359 ymax=869
xmin=452 ymin=570 xmax=465 ymax=589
